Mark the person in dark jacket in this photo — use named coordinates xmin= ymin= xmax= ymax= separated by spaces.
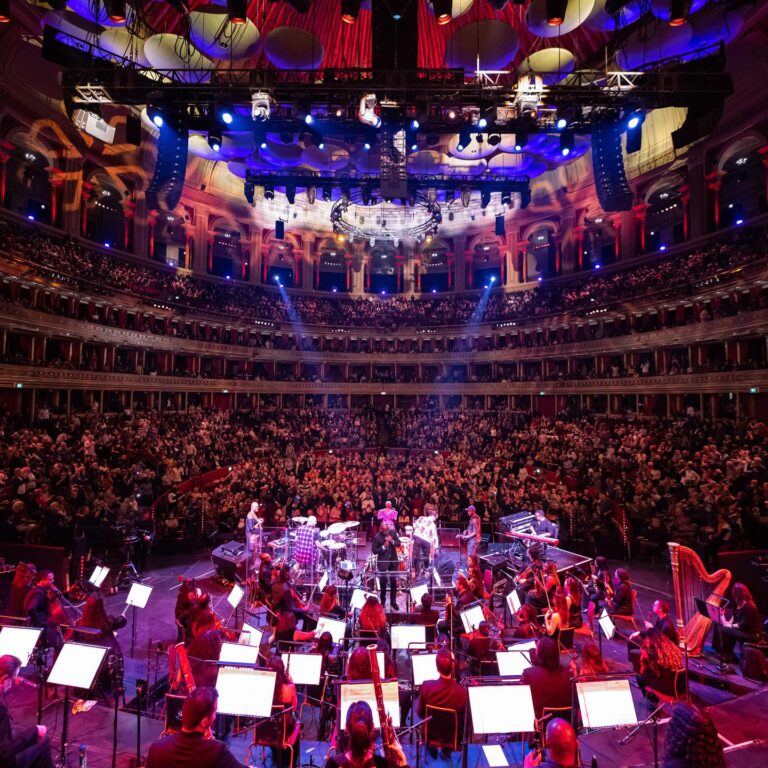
xmin=713 ymin=582 xmax=761 ymax=661
xmin=521 ymin=637 xmax=573 ymax=718
xmin=0 ymin=654 xmax=54 ymax=768
xmin=146 ymin=687 xmax=245 ymax=768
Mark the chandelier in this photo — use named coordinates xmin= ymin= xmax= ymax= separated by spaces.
xmin=330 ymin=190 xmax=442 ymax=246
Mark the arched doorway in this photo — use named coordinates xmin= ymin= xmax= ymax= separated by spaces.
xmin=316 ymin=238 xmax=348 ymax=293
xmin=583 ymin=215 xmax=615 ymax=267
xmin=643 ymin=174 xmax=685 ymax=253
xmin=717 ymin=137 xmax=767 ymax=228
xmin=471 ymin=239 xmax=503 ymax=288
xmin=366 ymin=244 xmax=399 ymax=295
xmin=84 ymin=183 xmax=125 ymax=248
xmin=5 ymin=146 xmax=51 ymax=223
xmin=419 ymin=242 xmax=450 ymax=293
xmin=153 ymin=212 xmax=188 ymax=268
xmin=525 ymin=225 xmax=556 ymax=280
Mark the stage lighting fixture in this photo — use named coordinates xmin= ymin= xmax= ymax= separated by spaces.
xmin=264 ymin=185 xmax=275 ymax=201
xmin=341 ymin=0 xmax=361 ymax=23
xmin=251 ymin=92 xmax=271 ymax=122
xmin=410 ymin=119 xmax=420 ymax=130
xmin=495 ymin=214 xmax=505 ymax=235
xmin=481 ymin=190 xmax=491 ymax=209
xmin=501 ymin=190 xmax=512 ymax=207
xmin=546 ymin=0 xmax=567 ymax=25
xmin=358 ymin=93 xmax=381 ymax=129
xmin=461 ymin=187 xmax=471 ymax=208
xmin=104 ymin=0 xmax=126 ymax=23
xmin=432 ymin=0 xmax=452 ymax=25
xmin=304 ymin=113 xmax=314 ymax=125
xmin=488 ymin=134 xmax=502 ymax=146
xmin=556 ymin=117 xmax=567 ymax=130
xmin=625 ymin=111 xmax=644 ymax=154
xmin=515 ymin=132 xmax=527 ymax=151
xmin=244 ymin=173 xmax=255 ymax=205
xmin=560 ymin=129 xmax=574 ymax=156
xmin=323 ymin=185 xmax=332 ymax=202
xmin=227 ymin=0 xmax=248 ymax=23
xmin=307 ymin=186 xmax=316 ymax=205
xmin=219 ymin=109 xmax=234 ymax=125
xmin=478 ymin=117 xmax=488 ymax=129
xmin=285 ymin=185 xmax=296 ymax=205
xmin=668 ymin=0 xmax=691 ymax=26
xmin=147 ymin=101 xmax=166 ymax=129
xmin=207 ymin=132 xmax=222 ymax=152
xmin=389 ymin=0 xmax=406 ymax=19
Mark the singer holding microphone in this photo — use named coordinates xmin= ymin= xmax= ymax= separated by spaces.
xmin=457 ymin=505 xmax=482 ymax=561
xmin=371 ymin=520 xmax=401 ymax=611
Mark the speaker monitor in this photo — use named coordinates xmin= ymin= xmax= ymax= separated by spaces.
xmin=211 ymin=542 xmax=248 ymax=582
xmin=275 ymin=220 xmax=285 ymax=239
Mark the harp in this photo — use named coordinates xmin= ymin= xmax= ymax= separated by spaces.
xmin=668 ymin=542 xmax=731 ymax=656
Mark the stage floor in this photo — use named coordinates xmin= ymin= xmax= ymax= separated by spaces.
xmin=6 ymin=551 xmax=766 ymax=767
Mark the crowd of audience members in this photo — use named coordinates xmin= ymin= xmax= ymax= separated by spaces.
xmin=0 ymin=218 xmax=766 ymax=334
xmin=1 ymin=406 xmax=766 ymax=571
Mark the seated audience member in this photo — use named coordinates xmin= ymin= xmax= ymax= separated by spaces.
xmin=662 ymin=703 xmax=726 ymax=768
xmin=712 ymin=582 xmax=761 ymax=662
xmin=146 ymin=687 xmax=245 ymax=768
xmin=467 ymin=621 xmax=501 ymax=676
xmin=412 ymin=593 xmax=440 ymax=627
xmin=324 ymin=700 xmax=405 ymax=768
xmin=523 ymin=717 xmax=578 ymax=768
xmin=0 ymin=654 xmax=54 ymax=768
xmin=417 ymin=648 xmax=468 ymax=724
xmin=637 ymin=628 xmax=684 ymax=699
xmin=521 ymin=637 xmax=573 ymax=718
xmin=511 ymin=604 xmax=541 ymax=640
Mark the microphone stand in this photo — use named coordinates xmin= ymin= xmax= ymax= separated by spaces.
xmin=110 ymin=655 xmax=124 ymax=768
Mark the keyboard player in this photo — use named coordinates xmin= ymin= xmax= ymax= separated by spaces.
xmin=531 ymin=509 xmax=558 ymax=540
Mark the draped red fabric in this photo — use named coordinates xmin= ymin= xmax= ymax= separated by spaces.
xmin=143 ymin=0 xmax=605 ymax=74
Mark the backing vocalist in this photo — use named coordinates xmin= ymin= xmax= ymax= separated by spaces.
xmin=371 ymin=521 xmax=401 ymax=611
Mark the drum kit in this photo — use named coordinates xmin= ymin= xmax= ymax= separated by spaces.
xmin=318 ymin=521 xmax=360 ymax=578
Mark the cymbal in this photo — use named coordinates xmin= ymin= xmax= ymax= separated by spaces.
xmin=344 ymin=521 xmax=360 ymax=528
xmin=320 ymin=541 xmax=345 ymax=550
xmin=291 ymin=517 xmax=308 ymax=524
xmin=327 ymin=522 xmax=348 ymax=535
xmin=268 ymin=540 xmax=286 ymax=549
xmin=319 ymin=529 xmax=331 ymax=539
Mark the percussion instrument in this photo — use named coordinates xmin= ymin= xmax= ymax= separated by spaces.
xmin=291 ymin=516 xmax=308 ymax=525
xmin=319 ymin=529 xmax=331 ymax=539
xmin=345 ymin=521 xmax=360 ymax=528
xmin=327 ymin=522 xmax=348 ymax=536
xmin=337 ymin=559 xmax=355 ymax=581
xmin=397 ymin=536 xmax=411 ymax=572
xmin=268 ymin=540 xmax=286 ymax=550
xmin=320 ymin=541 xmax=345 ymax=551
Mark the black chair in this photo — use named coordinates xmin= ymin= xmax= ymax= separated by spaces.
xmin=424 ymin=704 xmax=460 ymax=763
xmin=247 ymin=704 xmax=300 ymax=768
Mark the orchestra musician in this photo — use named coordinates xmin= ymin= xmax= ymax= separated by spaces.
xmin=609 ymin=568 xmax=634 ymax=616
xmin=467 ymin=621 xmax=501 ymax=676
xmin=371 ymin=520 xmax=401 ymax=611
xmin=457 ymin=505 xmax=482 ymax=560
xmin=511 ymin=604 xmax=541 ymax=640
xmin=411 ymin=593 xmax=440 ymax=627
xmin=531 ymin=509 xmax=558 ymax=540
xmin=73 ymin=596 xmax=127 ymax=696
xmin=712 ymin=582 xmax=761 ymax=662
xmin=318 ymin=585 xmax=346 ymax=620
xmin=294 ymin=515 xmax=321 ymax=576
xmin=526 ymin=562 xmax=561 ymax=612
xmin=586 ymin=556 xmax=611 ymax=629
xmin=146 ymin=687 xmax=246 ymax=768
xmin=22 ymin=571 xmax=63 ymax=652
xmin=7 ymin=563 xmax=36 ymax=618
xmin=628 ymin=599 xmax=679 ymax=671
xmin=412 ymin=507 xmax=439 ymax=577
xmin=0 ymin=654 xmax=54 ymax=768
xmin=270 ymin=564 xmax=310 ymax=623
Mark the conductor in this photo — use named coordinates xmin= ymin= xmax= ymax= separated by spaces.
xmin=372 ymin=520 xmax=401 ymax=611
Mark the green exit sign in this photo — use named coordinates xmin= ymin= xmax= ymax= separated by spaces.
xmin=14 ymin=383 xmax=22 ymax=389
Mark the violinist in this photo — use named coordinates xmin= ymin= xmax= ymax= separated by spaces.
xmin=359 ymin=596 xmax=389 ymax=644
xmin=526 ymin=562 xmax=560 ymax=612
xmin=511 ymin=604 xmax=541 ymax=640
xmin=609 ymin=568 xmax=634 ymax=616
xmin=515 ymin=544 xmax=545 ymax=602
xmin=467 ymin=621 xmax=501 ymax=676
xmin=146 ymin=687 xmax=246 ymax=768
xmin=266 ymin=656 xmax=299 ymax=768
xmin=175 ymin=579 xmax=202 ymax=643
xmin=319 ymin=585 xmax=346 ymax=620
xmin=411 ymin=593 xmax=440 ymax=627
xmin=271 ymin=564 xmax=309 ymax=623
xmin=74 ymin=596 xmax=127 ymax=695
xmin=544 ymin=592 xmax=570 ymax=642
xmin=23 ymin=571 xmax=63 ymax=651
xmin=586 ymin=556 xmax=611 ymax=630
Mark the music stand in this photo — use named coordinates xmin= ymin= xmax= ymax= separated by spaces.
xmin=280 ymin=653 xmax=323 ymax=686
xmin=125 ymin=583 xmax=152 ymax=657
xmin=215 ymin=666 xmax=276 ymax=718
xmin=391 ymin=624 xmax=426 ymax=651
xmin=220 ymin=642 xmax=260 ymax=665
xmin=238 ymin=622 xmax=263 ymax=648
xmin=577 ymin=679 xmax=638 ymax=730
xmin=48 ymin=643 xmax=108 ymax=767
xmin=409 ymin=582 xmax=429 ymax=608
xmin=695 ymin=597 xmax=732 ymax=675
xmin=350 ymin=589 xmax=376 ymax=611
xmin=460 ymin=604 xmax=485 ymax=633
xmin=411 ymin=652 xmax=439 ymax=686
xmin=0 ymin=625 xmax=42 ymax=666
xmin=505 ymin=589 xmax=522 ymax=619
xmin=339 ymin=680 xmax=401 ymax=728
xmin=88 ymin=566 xmax=109 ymax=590
xmin=225 ymin=584 xmax=245 ymax=627
xmin=468 ymin=684 xmax=536 ymax=735
xmin=496 ymin=642 xmax=536 ymax=677
xmin=314 ymin=616 xmax=346 ymax=645
xmin=482 ymin=745 xmax=511 ymax=768
xmin=598 ymin=609 xmax=616 ymax=655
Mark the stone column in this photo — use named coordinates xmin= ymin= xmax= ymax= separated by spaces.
xmin=633 ymin=202 xmax=648 ymax=255
xmin=677 ymin=185 xmax=690 ymax=240
xmin=706 ymin=170 xmax=726 ymax=230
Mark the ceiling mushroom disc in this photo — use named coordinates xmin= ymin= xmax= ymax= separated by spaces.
xmin=188 ymin=9 xmax=261 ymax=60
xmin=444 ymin=20 xmax=519 ymax=73
xmin=526 ymin=0 xmax=597 ymax=38
xmin=264 ymin=27 xmax=324 ymax=70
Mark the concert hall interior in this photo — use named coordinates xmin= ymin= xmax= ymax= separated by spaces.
xmin=2 ymin=1 xmax=768 ymax=767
